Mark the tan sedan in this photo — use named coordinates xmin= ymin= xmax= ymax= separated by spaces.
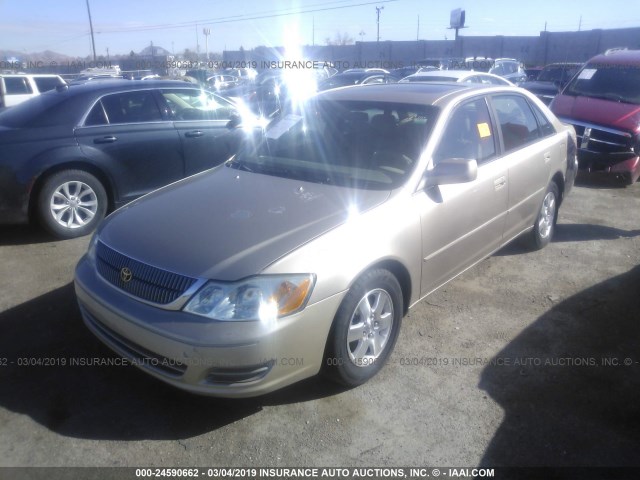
xmin=75 ymin=83 xmax=578 ymax=397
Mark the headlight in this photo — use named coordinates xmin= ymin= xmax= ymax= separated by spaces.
xmin=183 ymin=274 xmax=315 ymax=322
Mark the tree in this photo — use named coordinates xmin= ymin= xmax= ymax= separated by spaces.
xmin=325 ymin=32 xmax=354 ymax=46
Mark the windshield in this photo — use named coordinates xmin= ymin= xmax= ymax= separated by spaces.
xmin=537 ymin=65 xmax=580 ymax=82
xmin=564 ymin=64 xmax=640 ymax=104
xmin=228 ymin=99 xmax=438 ymax=190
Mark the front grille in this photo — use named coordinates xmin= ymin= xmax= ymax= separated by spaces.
xmin=81 ymin=306 xmax=187 ymax=377
xmin=572 ymin=124 xmax=633 ymax=154
xmin=96 ymin=241 xmax=197 ymax=305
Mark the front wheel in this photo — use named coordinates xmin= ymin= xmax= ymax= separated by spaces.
xmin=37 ymin=169 xmax=107 ymax=239
xmin=524 ymin=182 xmax=559 ymax=250
xmin=323 ymin=269 xmax=403 ymax=387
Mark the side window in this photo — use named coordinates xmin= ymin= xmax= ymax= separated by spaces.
xmin=4 ymin=77 xmax=33 ymax=95
xmin=529 ymin=101 xmax=556 ymax=137
xmin=492 ymin=95 xmax=540 ymax=152
xmin=33 ymin=76 xmax=64 ymax=93
xmin=160 ymin=89 xmax=235 ymax=121
xmin=433 ymin=98 xmax=497 ymax=165
xmin=100 ymin=91 xmax=162 ymax=124
xmin=84 ymin=100 xmax=109 ymax=126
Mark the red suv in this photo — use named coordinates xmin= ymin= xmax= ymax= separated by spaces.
xmin=550 ymin=49 xmax=640 ymax=185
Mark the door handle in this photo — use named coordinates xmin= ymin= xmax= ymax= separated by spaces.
xmin=93 ymin=136 xmax=117 ymax=144
xmin=544 ymin=152 xmax=551 ymax=163
xmin=494 ymin=176 xmax=506 ymax=191
xmin=185 ymin=130 xmax=204 ymax=138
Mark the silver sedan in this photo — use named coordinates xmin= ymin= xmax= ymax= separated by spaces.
xmin=74 ymin=82 xmax=577 ymax=397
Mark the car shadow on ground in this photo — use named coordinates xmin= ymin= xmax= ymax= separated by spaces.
xmin=574 ymin=174 xmax=637 ymax=190
xmin=0 ymin=225 xmax=55 ymax=246
xmin=0 ymin=283 xmax=346 ymax=440
xmin=478 ymin=265 xmax=640 ymax=467
xmin=495 ymin=224 xmax=640 ymax=256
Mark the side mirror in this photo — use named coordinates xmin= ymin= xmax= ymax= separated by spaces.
xmin=425 ymin=158 xmax=478 ymax=187
xmin=226 ymin=112 xmax=242 ymax=129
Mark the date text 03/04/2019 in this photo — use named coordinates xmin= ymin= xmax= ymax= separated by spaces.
xmin=134 ymin=467 xmax=496 ymax=478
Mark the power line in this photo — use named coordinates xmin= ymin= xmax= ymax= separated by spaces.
xmin=96 ymin=0 xmax=398 ymax=34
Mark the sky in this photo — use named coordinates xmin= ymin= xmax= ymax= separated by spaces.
xmin=1 ymin=0 xmax=639 ymax=58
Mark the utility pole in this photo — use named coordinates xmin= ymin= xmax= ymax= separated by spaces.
xmin=85 ymin=0 xmax=97 ymax=63
xmin=578 ymin=15 xmax=582 ymax=31
xmin=196 ymin=24 xmax=200 ymax=59
xmin=376 ymin=6 xmax=384 ymax=43
xmin=203 ymin=28 xmax=211 ymax=61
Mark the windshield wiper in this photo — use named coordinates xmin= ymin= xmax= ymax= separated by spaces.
xmin=226 ymin=159 xmax=254 ymax=173
xmin=582 ymin=92 xmax=636 ymax=104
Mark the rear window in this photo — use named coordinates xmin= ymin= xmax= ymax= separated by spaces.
xmin=564 ymin=63 xmax=640 ymax=105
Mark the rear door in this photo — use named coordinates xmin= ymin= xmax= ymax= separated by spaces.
xmin=418 ymin=96 xmax=509 ymax=296
xmin=75 ymin=89 xmax=183 ymax=204
xmin=159 ymin=88 xmax=245 ymax=175
xmin=489 ymin=94 xmax=555 ymax=242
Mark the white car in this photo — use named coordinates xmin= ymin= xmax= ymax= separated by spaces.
xmin=0 ymin=74 xmax=66 ymax=108
xmin=400 ymin=70 xmax=514 ymax=86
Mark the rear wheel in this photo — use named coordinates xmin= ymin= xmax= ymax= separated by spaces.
xmin=323 ymin=269 xmax=403 ymax=387
xmin=524 ymin=182 xmax=559 ymax=250
xmin=37 ymin=169 xmax=107 ymax=239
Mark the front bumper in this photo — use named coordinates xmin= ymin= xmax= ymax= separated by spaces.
xmin=74 ymin=255 xmax=345 ymax=397
xmin=578 ymin=152 xmax=640 ymax=184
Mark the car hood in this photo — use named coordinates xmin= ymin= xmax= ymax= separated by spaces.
xmin=520 ymin=81 xmax=559 ymax=95
xmin=98 ymin=165 xmax=391 ymax=281
xmin=551 ymin=94 xmax=640 ymax=134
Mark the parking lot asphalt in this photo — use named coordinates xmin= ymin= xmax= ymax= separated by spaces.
xmin=0 ymin=178 xmax=639 ymax=470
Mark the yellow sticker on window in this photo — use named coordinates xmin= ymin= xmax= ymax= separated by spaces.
xmin=477 ymin=122 xmax=491 ymax=138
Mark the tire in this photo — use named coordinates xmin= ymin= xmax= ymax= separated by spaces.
xmin=524 ymin=182 xmax=559 ymax=250
xmin=37 ymin=169 xmax=108 ymax=239
xmin=323 ymin=269 xmax=403 ymax=387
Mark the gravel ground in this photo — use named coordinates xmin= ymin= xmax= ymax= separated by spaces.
xmin=0 ymin=178 xmax=639 ymax=476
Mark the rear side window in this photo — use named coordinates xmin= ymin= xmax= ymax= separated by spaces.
xmin=33 ymin=76 xmax=64 ymax=93
xmin=84 ymin=100 xmax=109 ymax=126
xmin=3 ymin=77 xmax=33 ymax=95
xmin=529 ymin=101 xmax=556 ymax=137
xmin=492 ymin=95 xmax=540 ymax=152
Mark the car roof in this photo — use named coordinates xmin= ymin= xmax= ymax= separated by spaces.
xmin=402 ymin=70 xmax=510 ymax=83
xmin=64 ymin=79 xmax=196 ymax=92
xmin=587 ymin=49 xmax=640 ymax=66
xmin=407 ymin=70 xmax=475 ymax=79
xmin=314 ymin=82 xmax=505 ymax=106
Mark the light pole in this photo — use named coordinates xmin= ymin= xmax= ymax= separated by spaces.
xmin=85 ymin=0 xmax=97 ymax=63
xmin=376 ymin=6 xmax=384 ymax=43
xmin=203 ymin=28 xmax=211 ymax=62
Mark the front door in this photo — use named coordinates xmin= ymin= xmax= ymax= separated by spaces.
xmin=418 ymin=97 xmax=509 ymax=296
